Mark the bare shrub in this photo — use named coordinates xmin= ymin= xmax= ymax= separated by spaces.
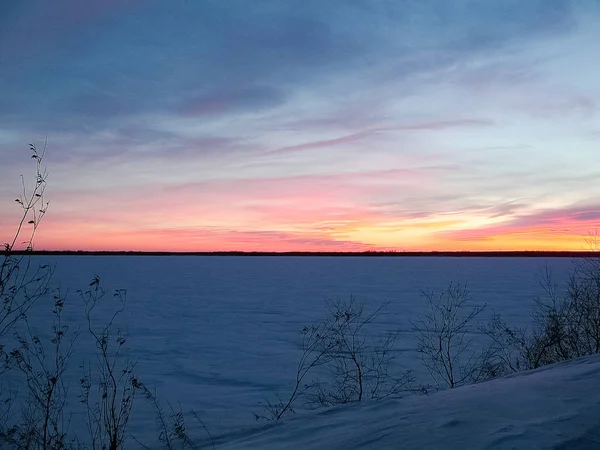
xmin=481 ymin=313 xmax=532 ymax=376
xmin=1 ymin=142 xmax=51 ymax=344
xmin=79 ymin=276 xmax=138 ymax=450
xmin=136 ymin=384 xmax=214 ymax=450
xmin=412 ymin=283 xmax=488 ymax=389
xmin=1 ymin=142 xmax=210 ymax=449
xmin=78 ymin=277 xmax=213 ymax=450
xmin=256 ymin=318 xmax=336 ymax=421
xmin=0 ymin=142 xmax=75 ymax=448
xmin=0 ymin=290 xmax=78 ymax=449
xmin=484 ymin=259 xmax=600 ymax=374
xmin=260 ymin=297 xmax=413 ymax=421
xmin=562 ymin=257 xmax=600 ymax=355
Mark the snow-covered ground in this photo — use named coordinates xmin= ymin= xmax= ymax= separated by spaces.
xmin=4 ymin=256 xmax=588 ymax=447
xmin=218 ymin=354 xmax=600 ymax=449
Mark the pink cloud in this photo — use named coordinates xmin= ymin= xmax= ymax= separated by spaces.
xmin=22 ymin=167 xmax=600 ymax=252
xmin=28 ymin=167 xmax=435 ymax=250
xmin=28 ymin=200 xmax=600 ymax=252
xmin=34 ymin=226 xmax=376 ymax=252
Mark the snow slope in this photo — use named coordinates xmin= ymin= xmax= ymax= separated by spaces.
xmin=217 ymin=355 xmax=600 ymax=450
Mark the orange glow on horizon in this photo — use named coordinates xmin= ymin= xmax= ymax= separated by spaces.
xmin=23 ymin=216 xmax=597 ymax=252
xmin=4 ymin=181 xmax=598 ymax=252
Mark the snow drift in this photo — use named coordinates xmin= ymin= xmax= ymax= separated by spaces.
xmin=217 ymin=354 xmax=600 ymax=449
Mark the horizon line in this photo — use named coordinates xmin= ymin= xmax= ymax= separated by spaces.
xmin=9 ymin=250 xmax=600 ymax=258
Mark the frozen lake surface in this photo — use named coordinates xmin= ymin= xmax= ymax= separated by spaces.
xmin=9 ymin=256 xmax=578 ymax=445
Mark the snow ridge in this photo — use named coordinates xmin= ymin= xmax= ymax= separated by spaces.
xmin=218 ymin=355 xmax=600 ymax=449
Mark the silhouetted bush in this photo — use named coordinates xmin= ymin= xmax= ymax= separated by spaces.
xmin=259 ymin=297 xmax=414 ymax=421
xmin=484 ymin=258 xmax=600 ymax=374
xmin=1 ymin=143 xmax=210 ymax=449
xmin=412 ymin=283 xmax=491 ymax=389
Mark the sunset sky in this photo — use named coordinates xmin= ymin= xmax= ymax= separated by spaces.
xmin=1 ymin=0 xmax=600 ymax=252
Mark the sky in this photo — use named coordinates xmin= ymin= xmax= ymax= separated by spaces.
xmin=1 ymin=0 xmax=600 ymax=252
